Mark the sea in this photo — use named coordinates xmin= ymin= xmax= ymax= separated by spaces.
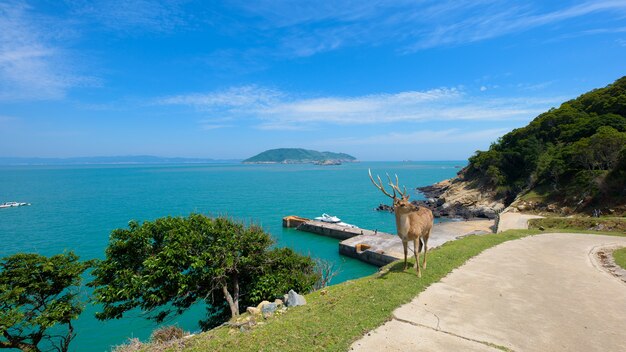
xmin=0 ymin=161 xmax=462 ymax=351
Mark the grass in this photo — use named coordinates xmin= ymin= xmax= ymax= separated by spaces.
xmin=614 ymin=247 xmax=626 ymax=270
xmin=181 ymin=230 xmax=535 ymax=352
xmin=528 ymin=217 xmax=626 ymax=233
xmin=174 ymin=228 xmax=626 ymax=352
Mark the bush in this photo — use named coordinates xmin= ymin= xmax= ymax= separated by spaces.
xmin=151 ymin=326 xmax=185 ymax=343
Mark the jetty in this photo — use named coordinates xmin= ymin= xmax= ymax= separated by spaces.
xmin=283 ymin=215 xmax=494 ymax=267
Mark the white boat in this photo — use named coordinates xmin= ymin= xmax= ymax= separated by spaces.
xmin=314 ymin=213 xmax=358 ymax=228
xmin=314 ymin=213 xmax=341 ymax=223
xmin=0 ymin=202 xmax=31 ymax=208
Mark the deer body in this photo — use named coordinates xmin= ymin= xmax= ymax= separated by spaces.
xmin=394 ymin=203 xmax=433 ymax=276
xmin=369 ymin=169 xmax=434 ymax=277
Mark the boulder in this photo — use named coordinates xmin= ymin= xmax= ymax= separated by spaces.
xmin=261 ymin=302 xmax=277 ymax=319
xmin=256 ymin=300 xmax=270 ymax=310
xmin=285 ymin=289 xmax=307 ymax=307
xmin=274 ymin=299 xmax=284 ymax=308
xmin=246 ymin=306 xmax=261 ymax=315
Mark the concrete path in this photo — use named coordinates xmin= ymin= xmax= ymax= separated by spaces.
xmin=497 ymin=212 xmax=543 ymax=233
xmin=350 ymin=233 xmax=626 ymax=352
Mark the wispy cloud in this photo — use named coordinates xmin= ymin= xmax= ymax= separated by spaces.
xmin=225 ymin=1 xmax=626 ymax=57
xmin=157 ymin=85 xmax=563 ymax=130
xmin=321 ymin=128 xmax=510 ymax=146
xmin=69 ymin=0 xmax=190 ymax=33
xmin=0 ymin=1 xmax=94 ymax=101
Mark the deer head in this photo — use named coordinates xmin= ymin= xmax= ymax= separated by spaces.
xmin=368 ymin=169 xmax=413 ymax=212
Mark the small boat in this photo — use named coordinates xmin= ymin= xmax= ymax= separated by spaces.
xmin=315 ymin=213 xmax=341 ymax=223
xmin=0 ymin=202 xmax=31 ymax=208
xmin=314 ymin=213 xmax=358 ymax=228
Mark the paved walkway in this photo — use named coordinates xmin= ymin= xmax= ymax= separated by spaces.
xmin=497 ymin=212 xmax=543 ymax=233
xmin=350 ymin=233 xmax=626 ymax=351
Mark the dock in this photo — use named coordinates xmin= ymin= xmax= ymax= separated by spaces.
xmin=284 ymin=215 xmax=494 ymax=267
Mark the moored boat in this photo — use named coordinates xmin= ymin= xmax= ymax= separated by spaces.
xmin=0 ymin=202 xmax=31 ymax=208
xmin=314 ymin=213 xmax=358 ymax=228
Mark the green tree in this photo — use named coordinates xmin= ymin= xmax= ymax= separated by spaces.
xmin=0 ymin=252 xmax=90 ymax=352
xmin=90 ymin=214 xmax=320 ymax=329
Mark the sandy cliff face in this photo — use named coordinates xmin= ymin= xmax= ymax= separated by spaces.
xmin=418 ymin=177 xmax=505 ymax=219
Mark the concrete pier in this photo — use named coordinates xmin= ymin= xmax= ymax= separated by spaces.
xmin=284 ymin=216 xmax=494 ymax=267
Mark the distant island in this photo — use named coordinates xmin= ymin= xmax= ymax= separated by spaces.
xmin=243 ymin=148 xmax=357 ymax=164
xmin=0 ymin=156 xmax=239 ymax=165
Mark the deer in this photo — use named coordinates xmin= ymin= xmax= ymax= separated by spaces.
xmin=368 ymin=169 xmax=434 ymax=277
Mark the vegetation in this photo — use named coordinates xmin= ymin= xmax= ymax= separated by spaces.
xmin=178 ymin=229 xmax=626 ymax=352
xmin=528 ymin=217 xmax=626 ymax=233
xmin=614 ymin=247 xmax=626 ymax=270
xmin=464 ymin=76 xmax=626 ymax=213
xmin=90 ymin=214 xmax=320 ymax=330
xmin=0 ymin=252 xmax=91 ymax=352
xmin=243 ymin=148 xmax=356 ymax=164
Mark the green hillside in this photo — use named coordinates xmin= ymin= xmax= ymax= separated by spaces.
xmin=464 ymin=76 xmax=626 ymax=213
xmin=243 ymin=148 xmax=356 ymax=164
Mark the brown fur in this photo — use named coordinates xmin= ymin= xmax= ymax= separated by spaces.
xmin=393 ymin=197 xmax=434 ymax=277
xmin=368 ymin=169 xmax=435 ymax=277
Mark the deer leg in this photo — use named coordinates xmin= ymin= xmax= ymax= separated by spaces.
xmin=402 ymin=240 xmax=408 ymax=271
xmin=423 ymin=234 xmax=429 ymax=269
xmin=414 ymin=239 xmax=421 ymax=277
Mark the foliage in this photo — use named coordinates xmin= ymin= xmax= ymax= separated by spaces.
xmin=613 ymin=247 xmax=626 ymax=271
xmin=243 ymin=148 xmax=356 ymax=163
xmin=0 ymin=252 xmax=90 ymax=352
xmin=90 ymin=214 xmax=320 ymax=329
xmin=465 ymin=76 xmax=626 ymax=211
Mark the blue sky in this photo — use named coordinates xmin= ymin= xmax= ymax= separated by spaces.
xmin=1 ymin=0 xmax=625 ymax=160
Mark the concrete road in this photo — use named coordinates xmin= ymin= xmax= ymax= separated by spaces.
xmin=350 ymin=233 xmax=626 ymax=352
xmin=497 ymin=212 xmax=543 ymax=233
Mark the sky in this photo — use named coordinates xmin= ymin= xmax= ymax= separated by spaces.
xmin=0 ymin=1 xmax=625 ymax=161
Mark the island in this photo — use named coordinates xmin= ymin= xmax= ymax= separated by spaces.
xmin=242 ymin=148 xmax=356 ymax=164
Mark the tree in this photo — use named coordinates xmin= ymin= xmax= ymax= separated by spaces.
xmin=90 ymin=214 xmax=320 ymax=329
xmin=0 ymin=252 xmax=90 ymax=352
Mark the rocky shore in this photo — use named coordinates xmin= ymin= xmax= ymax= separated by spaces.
xmin=376 ymin=177 xmax=506 ymax=220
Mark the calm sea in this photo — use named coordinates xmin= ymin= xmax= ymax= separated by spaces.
xmin=0 ymin=161 xmax=462 ymax=351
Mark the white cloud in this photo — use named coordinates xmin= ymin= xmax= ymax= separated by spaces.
xmin=0 ymin=2 xmax=93 ymax=101
xmin=158 ymin=85 xmax=563 ymax=130
xmin=69 ymin=0 xmax=189 ymax=33
xmin=226 ymin=1 xmax=626 ymax=57
xmin=321 ymin=128 xmax=510 ymax=146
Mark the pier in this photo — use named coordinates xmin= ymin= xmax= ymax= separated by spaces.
xmin=283 ymin=215 xmax=494 ymax=267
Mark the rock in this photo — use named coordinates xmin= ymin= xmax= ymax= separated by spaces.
xmin=261 ymin=302 xmax=277 ymax=318
xmin=286 ymin=289 xmax=306 ymax=307
xmin=274 ymin=299 xmax=283 ymax=308
xmin=256 ymin=300 xmax=270 ymax=310
xmin=375 ymin=203 xmax=394 ymax=212
xmin=246 ymin=307 xmax=261 ymax=315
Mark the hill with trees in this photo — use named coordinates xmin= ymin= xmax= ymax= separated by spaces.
xmin=243 ymin=148 xmax=356 ymax=164
xmin=467 ymin=76 xmax=625 ymax=213
xmin=423 ymin=76 xmax=626 ymax=216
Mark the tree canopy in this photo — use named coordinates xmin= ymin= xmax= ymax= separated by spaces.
xmin=0 ymin=252 xmax=90 ymax=352
xmin=90 ymin=214 xmax=320 ymax=329
xmin=465 ymin=76 xmax=626 ymax=211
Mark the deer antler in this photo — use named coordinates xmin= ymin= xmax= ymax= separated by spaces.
xmin=368 ymin=169 xmax=396 ymax=199
xmin=388 ymin=174 xmax=408 ymax=198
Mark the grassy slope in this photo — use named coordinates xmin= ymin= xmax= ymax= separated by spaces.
xmin=528 ymin=217 xmax=626 ymax=233
xmin=614 ymin=247 xmax=626 ymax=270
xmin=181 ymin=229 xmax=625 ymax=352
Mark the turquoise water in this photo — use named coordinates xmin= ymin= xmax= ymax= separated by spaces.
xmin=0 ymin=161 xmax=462 ymax=351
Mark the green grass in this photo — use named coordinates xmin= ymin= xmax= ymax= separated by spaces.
xmin=614 ymin=247 xmax=626 ymax=270
xmin=174 ymin=229 xmax=626 ymax=352
xmin=181 ymin=230 xmax=535 ymax=352
xmin=139 ymin=229 xmax=626 ymax=352
xmin=528 ymin=217 xmax=626 ymax=233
